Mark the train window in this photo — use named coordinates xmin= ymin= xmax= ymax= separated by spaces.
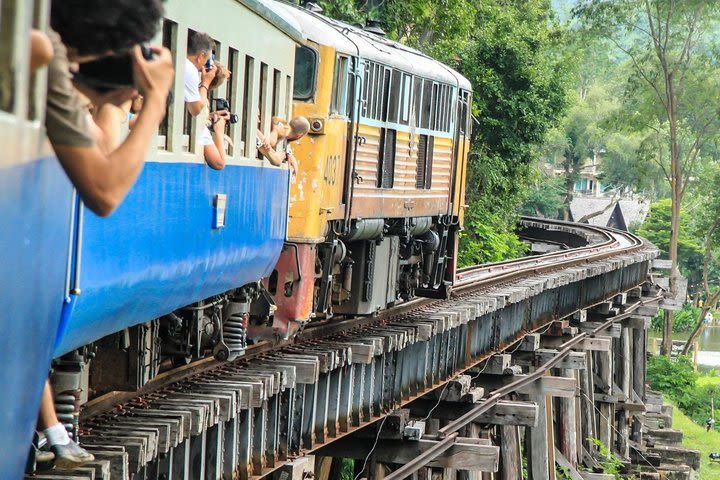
xmin=258 ymin=62 xmax=268 ymax=159
xmin=415 ymin=134 xmax=434 ymax=189
xmin=361 ymin=61 xmax=370 ymax=118
xmin=27 ymin=0 xmax=48 ymax=121
xmin=272 ymin=69 xmax=281 ymax=116
xmin=379 ymin=68 xmax=391 ymax=122
xmin=293 ymin=45 xmax=317 ymax=100
xmin=400 ymin=74 xmax=412 ymax=124
xmin=158 ymin=20 xmax=177 ymax=151
xmin=226 ymin=47 xmax=239 ymax=156
xmin=330 ymin=56 xmax=349 ymax=116
xmin=0 ymin=0 xmax=18 ymax=113
xmin=366 ymin=63 xmax=377 ymax=119
xmin=377 ymin=128 xmax=396 ymax=188
xmin=241 ymin=56 xmax=255 ymax=157
xmin=386 ymin=70 xmax=402 ymax=124
xmin=285 ymin=75 xmax=292 ymax=118
xmin=430 ymin=83 xmax=439 ymax=131
xmin=413 ymin=77 xmax=423 ymax=128
xmin=420 ymin=80 xmax=432 ymax=129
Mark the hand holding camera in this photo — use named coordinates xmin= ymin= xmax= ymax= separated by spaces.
xmin=201 ymin=62 xmax=217 ymax=87
xmin=213 ymin=98 xmax=239 ymax=124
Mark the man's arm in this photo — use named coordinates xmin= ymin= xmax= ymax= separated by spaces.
xmin=53 ymin=47 xmax=174 ymax=217
xmin=186 ymin=65 xmax=216 ymax=116
xmin=256 ymin=129 xmax=284 ymax=166
xmin=203 ymin=112 xmax=227 ymax=170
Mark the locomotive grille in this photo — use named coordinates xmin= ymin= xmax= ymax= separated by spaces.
xmin=378 ymin=128 xmax=396 ymax=188
xmin=415 ymin=134 xmax=434 ymax=189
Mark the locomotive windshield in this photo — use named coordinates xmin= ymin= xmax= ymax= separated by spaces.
xmin=293 ymin=45 xmax=317 ymax=100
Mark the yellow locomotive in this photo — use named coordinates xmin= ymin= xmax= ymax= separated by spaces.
xmin=267 ymin=3 xmax=472 ymax=338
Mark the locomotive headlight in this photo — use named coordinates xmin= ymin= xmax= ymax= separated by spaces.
xmin=309 ymin=117 xmax=325 ymax=135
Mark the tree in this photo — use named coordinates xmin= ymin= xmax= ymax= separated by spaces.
xmin=575 ymin=0 xmax=720 ymax=355
xmin=681 ymin=165 xmax=720 ymax=354
xmin=636 ymin=199 xmax=703 ymax=283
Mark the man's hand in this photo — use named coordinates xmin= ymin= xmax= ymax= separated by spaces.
xmin=211 ymin=111 xmax=229 ymax=134
xmin=132 ymin=45 xmax=174 ymax=107
xmin=200 ymin=63 xmax=217 ymax=87
xmin=288 ymin=153 xmax=298 ymax=176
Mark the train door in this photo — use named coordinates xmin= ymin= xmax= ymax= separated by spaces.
xmin=341 ymin=57 xmax=364 ymax=229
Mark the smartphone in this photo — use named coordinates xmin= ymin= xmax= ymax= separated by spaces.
xmin=73 ymin=46 xmax=153 ymax=93
xmin=205 ymin=53 xmax=215 ymax=72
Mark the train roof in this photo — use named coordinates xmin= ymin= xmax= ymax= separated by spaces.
xmin=271 ymin=1 xmax=472 ymax=91
xmin=240 ymin=0 xmax=306 ymax=44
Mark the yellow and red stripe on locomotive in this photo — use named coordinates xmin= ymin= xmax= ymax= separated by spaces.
xmin=267 ymin=4 xmax=473 ymax=338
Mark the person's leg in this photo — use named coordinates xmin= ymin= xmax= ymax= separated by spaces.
xmin=38 ymin=380 xmax=94 ymax=468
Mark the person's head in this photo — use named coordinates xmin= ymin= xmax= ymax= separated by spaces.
xmin=51 ymin=0 xmax=164 ymax=63
xmin=209 ymin=62 xmax=231 ymax=91
xmin=187 ymin=32 xmax=215 ymax=71
xmin=288 ymin=116 xmax=310 ymax=141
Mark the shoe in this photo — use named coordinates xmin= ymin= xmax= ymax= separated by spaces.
xmin=36 ymin=449 xmax=55 ymax=464
xmin=51 ymin=439 xmax=95 ymax=468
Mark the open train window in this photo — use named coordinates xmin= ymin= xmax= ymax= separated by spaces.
xmin=0 ymin=0 xmax=17 ymax=113
xmin=241 ymin=56 xmax=255 ymax=157
xmin=386 ymin=69 xmax=402 ymax=124
xmin=226 ymin=47 xmax=239 ymax=156
xmin=377 ymin=127 xmax=396 ymax=188
xmin=293 ymin=45 xmax=317 ymax=100
xmin=413 ymin=77 xmax=423 ymax=128
xmin=415 ymin=134 xmax=434 ymax=189
xmin=400 ymin=73 xmax=412 ymax=125
xmin=331 ymin=56 xmax=350 ymax=116
xmin=157 ymin=20 xmax=176 ymax=151
xmin=421 ymin=80 xmax=433 ymax=129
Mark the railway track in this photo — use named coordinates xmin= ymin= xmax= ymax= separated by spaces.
xmin=36 ymin=218 xmax=658 ymax=480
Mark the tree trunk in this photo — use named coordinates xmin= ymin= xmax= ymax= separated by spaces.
xmin=662 ymin=71 xmax=682 ymax=357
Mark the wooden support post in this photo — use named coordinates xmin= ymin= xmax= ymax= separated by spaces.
xmin=497 ymin=425 xmax=521 ymax=480
xmin=616 ymin=327 xmax=631 ymax=458
xmin=595 ymin=350 xmax=613 ymax=449
xmin=526 ymin=391 xmax=552 ymax=480
xmin=555 ymin=368 xmax=578 ymax=467
xmin=579 ymin=351 xmax=595 ymax=455
xmin=632 ymin=325 xmax=646 ymax=444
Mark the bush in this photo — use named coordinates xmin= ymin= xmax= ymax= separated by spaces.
xmin=647 ymin=355 xmax=697 ymax=404
xmin=650 ymin=304 xmax=700 ymax=333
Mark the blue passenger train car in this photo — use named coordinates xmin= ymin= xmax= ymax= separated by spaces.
xmin=0 ymin=1 xmax=303 ymax=477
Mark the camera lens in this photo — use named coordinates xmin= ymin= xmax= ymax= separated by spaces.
xmin=229 ymin=114 xmax=239 ymax=124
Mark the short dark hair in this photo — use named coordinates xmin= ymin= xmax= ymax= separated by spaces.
xmin=188 ymin=32 xmax=215 ymax=56
xmin=51 ymin=0 xmax=164 ymax=56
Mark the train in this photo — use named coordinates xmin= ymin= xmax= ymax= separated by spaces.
xmin=0 ymin=0 xmax=471 ymax=477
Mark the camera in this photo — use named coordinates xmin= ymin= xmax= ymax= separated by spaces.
xmin=74 ymin=46 xmax=154 ymax=93
xmin=213 ymin=98 xmax=239 ymax=124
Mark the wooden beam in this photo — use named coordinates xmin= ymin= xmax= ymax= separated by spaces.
xmin=555 ymin=369 xmax=578 ymax=467
xmin=535 ymin=350 xmax=586 ymax=370
xmin=577 ymin=323 xmax=621 ymax=338
xmin=621 ymin=316 xmax=651 ymax=329
xmin=483 ymin=355 xmax=511 ymax=375
xmin=526 ymin=392 xmax=550 ymax=480
xmin=541 ymin=336 xmax=612 ymax=352
xmin=517 ymin=334 xmax=541 ymax=352
xmin=316 ymin=437 xmax=499 ymax=472
xmin=407 ymin=400 xmax=538 ymax=427
xmin=473 ymin=375 xmax=576 ymax=398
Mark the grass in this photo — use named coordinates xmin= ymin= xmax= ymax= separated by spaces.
xmin=697 ymin=375 xmax=720 ymax=388
xmin=672 ymin=402 xmax=720 ymax=479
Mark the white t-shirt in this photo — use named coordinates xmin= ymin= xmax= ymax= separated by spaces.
xmin=184 ymin=57 xmax=201 ymax=103
xmin=199 ymin=126 xmax=213 ymax=146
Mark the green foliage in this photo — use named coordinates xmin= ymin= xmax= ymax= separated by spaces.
xmin=588 ymin=438 xmax=625 ymax=478
xmin=340 ymin=458 xmax=354 ymax=480
xmin=555 ymin=465 xmax=573 ymax=480
xmin=458 ymin=201 xmax=528 ymax=267
xmin=521 ymin=173 xmax=565 ymax=218
xmin=650 ymin=305 xmax=700 ymax=333
xmin=637 ymin=199 xmax=704 ymax=284
xmin=647 ymin=355 xmax=698 ymax=408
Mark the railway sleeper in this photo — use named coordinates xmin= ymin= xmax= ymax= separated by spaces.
xmin=37 ymin=247 xmax=657 ymax=480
